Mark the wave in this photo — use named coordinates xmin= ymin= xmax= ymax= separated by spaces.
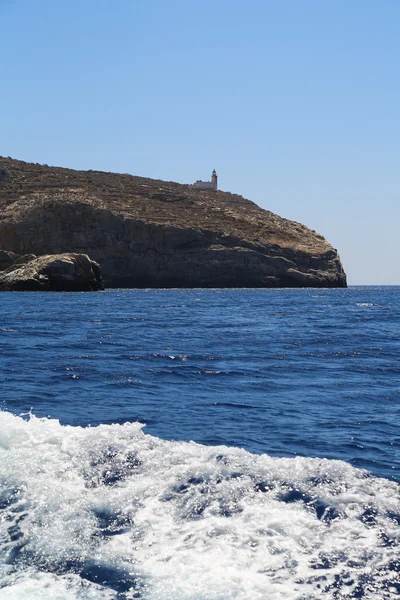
xmin=0 ymin=411 xmax=399 ymax=599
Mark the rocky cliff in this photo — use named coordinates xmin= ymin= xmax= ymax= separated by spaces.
xmin=0 ymin=157 xmax=346 ymax=288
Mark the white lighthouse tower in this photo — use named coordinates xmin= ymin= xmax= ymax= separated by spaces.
xmin=191 ymin=169 xmax=218 ymax=191
xmin=211 ymin=169 xmax=218 ymax=190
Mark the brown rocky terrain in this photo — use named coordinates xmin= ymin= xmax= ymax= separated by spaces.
xmin=0 ymin=157 xmax=346 ymax=288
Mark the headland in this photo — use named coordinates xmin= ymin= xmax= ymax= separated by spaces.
xmin=0 ymin=157 xmax=346 ymax=288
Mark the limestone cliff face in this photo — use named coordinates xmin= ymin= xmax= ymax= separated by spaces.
xmin=0 ymin=157 xmax=346 ymax=288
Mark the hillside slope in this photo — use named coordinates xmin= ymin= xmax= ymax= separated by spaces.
xmin=0 ymin=157 xmax=346 ymax=288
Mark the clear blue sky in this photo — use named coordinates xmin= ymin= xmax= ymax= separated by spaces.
xmin=1 ymin=0 xmax=399 ymax=284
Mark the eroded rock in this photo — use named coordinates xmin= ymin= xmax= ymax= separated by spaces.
xmin=0 ymin=253 xmax=103 ymax=291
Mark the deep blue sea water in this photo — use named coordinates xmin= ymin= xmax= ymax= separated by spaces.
xmin=1 ymin=287 xmax=399 ymax=480
xmin=0 ymin=287 xmax=399 ymax=599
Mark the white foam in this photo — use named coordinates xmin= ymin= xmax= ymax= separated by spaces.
xmin=355 ymin=302 xmax=377 ymax=307
xmin=0 ymin=571 xmax=115 ymax=600
xmin=0 ymin=411 xmax=399 ymax=599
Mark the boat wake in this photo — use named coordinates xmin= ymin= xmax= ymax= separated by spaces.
xmin=0 ymin=411 xmax=399 ymax=599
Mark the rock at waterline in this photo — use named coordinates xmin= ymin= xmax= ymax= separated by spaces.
xmin=0 ymin=253 xmax=103 ymax=291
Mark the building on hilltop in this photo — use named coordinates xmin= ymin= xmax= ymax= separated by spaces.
xmin=190 ymin=169 xmax=217 ymax=191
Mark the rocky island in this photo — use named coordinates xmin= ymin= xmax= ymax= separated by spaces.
xmin=0 ymin=157 xmax=346 ymax=289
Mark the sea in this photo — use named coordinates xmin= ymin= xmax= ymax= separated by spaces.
xmin=0 ymin=287 xmax=399 ymax=600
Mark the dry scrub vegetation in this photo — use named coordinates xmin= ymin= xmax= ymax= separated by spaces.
xmin=0 ymin=157 xmax=331 ymax=254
